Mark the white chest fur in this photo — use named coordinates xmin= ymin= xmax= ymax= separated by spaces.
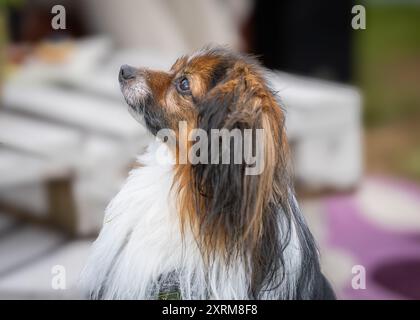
xmin=81 ymin=141 xmax=302 ymax=299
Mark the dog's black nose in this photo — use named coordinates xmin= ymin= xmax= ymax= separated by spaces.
xmin=119 ymin=64 xmax=137 ymax=80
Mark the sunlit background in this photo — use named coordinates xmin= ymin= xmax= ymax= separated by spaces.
xmin=0 ymin=0 xmax=419 ymax=299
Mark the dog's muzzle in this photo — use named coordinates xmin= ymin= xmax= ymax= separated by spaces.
xmin=118 ymin=64 xmax=150 ymax=106
xmin=119 ymin=64 xmax=154 ymax=129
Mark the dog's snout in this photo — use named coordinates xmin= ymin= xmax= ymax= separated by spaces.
xmin=119 ymin=64 xmax=137 ymax=81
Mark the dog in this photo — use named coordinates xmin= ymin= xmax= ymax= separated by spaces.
xmin=81 ymin=46 xmax=335 ymax=300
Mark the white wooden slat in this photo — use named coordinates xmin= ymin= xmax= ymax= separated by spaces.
xmin=3 ymin=84 xmax=146 ymax=139
xmin=0 ymin=149 xmax=69 ymax=188
xmin=0 ymin=179 xmax=50 ymax=216
xmin=0 ymin=113 xmax=82 ymax=159
xmin=267 ymin=71 xmax=362 ymax=138
xmin=0 ymin=240 xmax=91 ymax=299
xmin=0 ymin=225 xmax=66 ymax=275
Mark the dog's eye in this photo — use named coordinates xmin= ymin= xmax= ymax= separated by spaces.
xmin=177 ymin=77 xmax=190 ymax=93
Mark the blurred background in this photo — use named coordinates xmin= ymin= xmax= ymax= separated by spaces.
xmin=0 ymin=0 xmax=419 ymax=299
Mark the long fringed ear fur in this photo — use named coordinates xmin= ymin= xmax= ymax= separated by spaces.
xmin=187 ymin=61 xmax=295 ymax=297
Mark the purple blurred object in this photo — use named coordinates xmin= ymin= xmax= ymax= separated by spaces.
xmin=325 ymin=176 xmax=420 ymax=299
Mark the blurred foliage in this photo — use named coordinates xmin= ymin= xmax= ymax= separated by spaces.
xmin=355 ymin=4 xmax=420 ymax=127
xmin=0 ymin=0 xmax=23 ymax=8
xmin=358 ymin=3 xmax=420 ymax=181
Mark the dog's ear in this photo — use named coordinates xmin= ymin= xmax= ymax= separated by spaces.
xmin=188 ymin=62 xmax=292 ymax=294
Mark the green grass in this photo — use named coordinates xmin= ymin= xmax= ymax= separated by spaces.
xmin=355 ymin=4 xmax=420 ymax=126
xmin=401 ymin=148 xmax=420 ymax=180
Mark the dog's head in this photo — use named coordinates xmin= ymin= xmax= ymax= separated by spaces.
xmin=119 ymin=47 xmax=283 ymax=136
xmin=119 ymin=47 xmax=292 ymax=296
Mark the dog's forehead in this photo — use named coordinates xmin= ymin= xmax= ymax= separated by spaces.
xmin=170 ymin=56 xmax=188 ymax=73
xmin=188 ymin=46 xmax=231 ymax=61
xmin=170 ymin=48 xmax=237 ymax=75
xmin=186 ymin=55 xmax=224 ymax=74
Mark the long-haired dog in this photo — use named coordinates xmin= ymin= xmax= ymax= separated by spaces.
xmin=81 ymin=47 xmax=335 ymax=300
